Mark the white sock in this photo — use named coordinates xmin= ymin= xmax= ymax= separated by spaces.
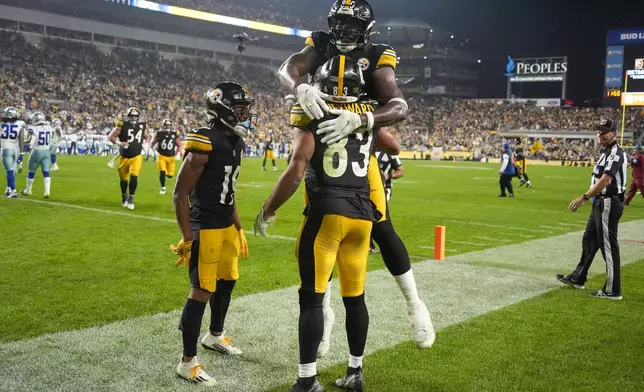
xmin=26 ymin=178 xmax=34 ymax=192
xmin=394 ymin=270 xmax=421 ymax=306
xmin=44 ymin=177 xmax=51 ymax=194
xmin=322 ymin=281 xmax=332 ymax=308
xmin=348 ymin=355 xmax=363 ymax=369
xmin=298 ymin=362 xmax=316 ymax=378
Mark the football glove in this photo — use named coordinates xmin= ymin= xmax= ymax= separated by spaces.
xmin=296 ymin=84 xmax=329 ymax=120
xmin=317 ymin=109 xmax=364 ymax=145
xmin=238 ymin=229 xmax=249 ymax=259
xmin=170 ymin=239 xmax=193 ymax=268
xmin=253 ymin=206 xmax=276 ymax=238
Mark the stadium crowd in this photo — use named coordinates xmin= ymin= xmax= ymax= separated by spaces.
xmin=2 ymin=31 xmax=644 ymax=162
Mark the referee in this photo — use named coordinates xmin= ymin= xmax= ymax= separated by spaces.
xmin=557 ymin=118 xmax=628 ymax=300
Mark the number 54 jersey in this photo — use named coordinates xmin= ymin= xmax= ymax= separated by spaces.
xmin=291 ymin=101 xmax=381 ymax=222
xmin=116 ymin=120 xmax=146 ymax=158
xmin=183 ymin=127 xmax=245 ymax=230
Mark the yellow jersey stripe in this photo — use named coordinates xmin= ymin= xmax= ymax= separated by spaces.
xmin=305 ymin=36 xmax=314 ymax=47
xmin=184 ymin=140 xmax=213 ymax=153
xmin=377 ymin=55 xmax=397 ymax=69
xmin=338 ymin=55 xmax=346 ymax=96
xmin=186 ymin=133 xmax=210 ymax=142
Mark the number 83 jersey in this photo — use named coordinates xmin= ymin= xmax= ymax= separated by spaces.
xmin=183 ymin=127 xmax=245 ymax=230
xmin=291 ymin=101 xmax=381 ymax=222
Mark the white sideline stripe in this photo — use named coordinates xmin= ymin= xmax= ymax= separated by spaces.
xmin=558 ymin=222 xmax=586 ymax=228
xmin=418 ymin=164 xmax=493 ymax=171
xmin=540 ymin=225 xmax=567 ymax=230
xmin=0 ymin=220 xmax=644 ymax=392
xmin=15 ymin=198 xmax=298 ymax=242
xmin=515 ymin=234 xmax=537 ymax=238
xmin=418 ymin=246 xmax=457 ymax=253
xmin=442 ymin=218 xmax=551 ymax=233
xmin=450 ymin=240 xmax=488 ymax=246
xmin=4 ymin=221 xmax=643 ymax=391
xmin=475 ymin=236 xmax=512 ymax=243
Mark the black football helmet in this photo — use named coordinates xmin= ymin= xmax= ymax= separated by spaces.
xmin=314 ymin=55 xmax=365 ymax=103
xmin=162 ymin=118 xmax=173 ymax=130
xmin=126 ymin=107 xmax=140 ymax=122
xmin=205 ymin=81 xmax=257 ymax=132
xmin=328 ymin=0 xmax=375 ymax=53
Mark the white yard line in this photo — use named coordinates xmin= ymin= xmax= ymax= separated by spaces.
xmin=418 ymin=246 xmax=458 ymax=253
xmin=15 ymin=198 xmax=298 ymax=242
xmin=475 ymin=236 xmax=512 ymax=243
xmin=558 ymin=222 xmax=586 ymax=228
xmin=450 ymin=240 xmax=488 ymax=246
xmin=540 ymin=225 xmax=567 ymax=230
xmin=4 ymin=221 xmax=643 ymax=391
xmin=418 ymin=164 xmax=492 ymax=171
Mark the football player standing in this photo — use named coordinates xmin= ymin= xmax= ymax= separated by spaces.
xmin=21 ymin=112 xmax=54 ymax=198
xmin=151 ymin=118 xmax=182 ymax=195
xmin=278 ymin=0 xmax=435 ymax=356
xmin=170 ymin=82 xmax=253 ymax=386
xmin=108 ymin=107 xmax=148 ymax=210
xmin=1 ymin=107 xmax=26 ymax=198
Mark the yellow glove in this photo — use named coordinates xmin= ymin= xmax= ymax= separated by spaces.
xmin=238 ymin=229 xmax=249 ymax=259
xmin=170 ymin=239 xmax=193 ymax=268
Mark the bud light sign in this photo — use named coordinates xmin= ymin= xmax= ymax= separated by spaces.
xmin=607 ymin=29 xmax=644 ymax=45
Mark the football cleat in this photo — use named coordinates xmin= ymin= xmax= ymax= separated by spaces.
xmin=262 ymin=167 xmax=267 ymax=171
xmin=527 ymin=183 xmax=533 ymax=188
xmin=127 ymin=202 xmax=135 ymax=210
xmin=201 ymin=332 xmax=243 ymax=355
xmin=272 ymin=166 xmax=279 ymax=172
xmin=287 ymin=378 xmax=325 ymax=392
xmin=43 ymin=194 xmax=50 ymax=200
xmin=4 ymin=187 xmax=10 ymax=197
xmin=8 ymin=191 xmax=18 ymax=199
xmin=369 ymin=246 xmax=378 ymax=254
xmin=20 ymin=189 xmax=31 ymax=196
xmin=589 ymin=290 xmax=622 ymax=300
xmin=556 ymin=274 xmax=585 ymax=290
xmin=509 ymin=194 xmax=515 ymax=199
xmin=51 ymin=163 xmax=59 ymax=172
xmin=317 ymin=305 xmax=336 ymax=358
xmin=335 ymin=368 xmax=363 ymax=392
xmin=176 ymin=357 xmax=217 ymax=387
xmin=497 ymin=193 xmax=506 ymax=197
xmin=408 ymin=300 xmax=436 ymax=349
xmin=160 ymin=187 xmax=166 ymax=195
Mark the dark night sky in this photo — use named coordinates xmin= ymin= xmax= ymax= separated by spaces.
xmin=369 ymin=0 xmax=644 ymax=102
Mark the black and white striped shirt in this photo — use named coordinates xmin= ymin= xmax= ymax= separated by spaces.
xmin=375 ymin=150 xmax=402 ymax=190
xmin=592 ymin=143 xmax=628 ymax=196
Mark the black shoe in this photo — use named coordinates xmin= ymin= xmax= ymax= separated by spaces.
xmin=497 ymin=193 xmax=507 ymax=197
xmin=288 ymin=378 xmax=325 ymax=392
xmin=519 ymin=180 xmax=527 ymax=187
xmin=556 ymin=274 xmax=585 ymax=289
xmin=589 ymin=290 xmax=622 ymax=300
xmin=335 ymin=367 xmax=363 ymax=392
xmin=509 ymin=194 xmax=515 ymax=198
xmin=526 ymin=183 xmax=532 ymax=188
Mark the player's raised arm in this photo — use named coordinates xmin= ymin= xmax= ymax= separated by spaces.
xmin=173 ymin=152 xmax=208 ymax=243
xmin=371 ymin=66 xmax=408 ymax=127
xmin=278 ymin=43 xmax=327 ymax=120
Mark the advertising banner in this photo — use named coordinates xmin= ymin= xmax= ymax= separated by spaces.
xmin=605 ymin=46 xmax=624 ymax=87
xmin=607 ymin=30 xmax=644 ymax=45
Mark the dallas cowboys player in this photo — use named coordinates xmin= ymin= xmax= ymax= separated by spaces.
xmin=1 ymin=107 xmax=26 ymax=198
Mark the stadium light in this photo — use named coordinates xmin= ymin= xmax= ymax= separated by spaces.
xmin=430 ymin=29 xmax=433 ymax=33
xmin=478 ymin=59 xmax=482 ymax=63
xmin=423 ymin=56 xmax=428 ymax=59
xmin=450 ymin=35 xmax=454 ymax=39
xmin=117 ymin=0 xmax=312 ymax=38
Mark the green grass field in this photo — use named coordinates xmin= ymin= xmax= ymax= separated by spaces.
xmin=1 ymin=155 xmax=644 ymax=392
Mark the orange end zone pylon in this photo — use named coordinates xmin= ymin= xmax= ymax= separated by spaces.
xmin=434 ymin=225 xmax=446 ymax=261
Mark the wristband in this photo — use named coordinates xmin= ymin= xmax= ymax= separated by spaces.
xmin=582 ymin=194 xmax=590 ymax=201
xmin=365 ymin=112 xmax=374 ymax=130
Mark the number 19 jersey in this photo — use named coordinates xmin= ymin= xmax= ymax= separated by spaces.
xmin=290 ymin=101 xmax=380 ymax=221
xmin=117 ymin=120 xmax=146 ymax=158
xmin=183 ymin=127 xmax=245 ymax=230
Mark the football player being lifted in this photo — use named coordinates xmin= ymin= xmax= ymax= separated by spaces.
xmin=170 ymin=82 xmax=253 ymax=386
xmin=278 ymin=0 xmax=435 ymax=355
xmin=108 ymin=107 xmax=149 ymax=210
xmin=151 ymin=118 xmax=182 ymax=195
xmin=1 ymin=107 xmax=26 ymax=198
xmin=256 ymin=55 xmax=402 ymax=392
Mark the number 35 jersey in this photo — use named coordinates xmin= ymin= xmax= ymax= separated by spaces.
xmin=116 ymin=120 xmax=146 ymax=158
xmin=291 ymin=101 xmax=381 ymax=222
xmin=183 ymin=127 xmax=245 ymax=230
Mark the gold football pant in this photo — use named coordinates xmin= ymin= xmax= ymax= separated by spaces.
xmin=296 ymin=214 xmax=372 ymax=297
xmin=118 ymin=155 xmax=143 ymax=181
xmin=157 ymin=154 xmax=176 ymax=176
xmin=368 ymin=154 xmax=389 ymax=222
xmin=189 ymin=225 xmax=240 ymax=293
xmin=264 ymin=150 xmax=275 ymax=160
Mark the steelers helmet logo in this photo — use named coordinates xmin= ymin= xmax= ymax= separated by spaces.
xmin=213 ymin=88 xmax=223 ymax=100
xmin=357 ymin=58 xmax=370 ymax=71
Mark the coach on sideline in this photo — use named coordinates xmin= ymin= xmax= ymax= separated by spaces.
xmin=498 ymin=143 xmax=516 ymax=198
xmin=557 ymin=118 xmax=627 ymax=300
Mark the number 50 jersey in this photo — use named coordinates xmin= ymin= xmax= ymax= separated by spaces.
xmin=183 ymin=127 xmax=245 ymax=230
xmin=116 ymin=120 xmax=147 ymax=158
xmin=291 ymin=101 xmax=381 ymax=222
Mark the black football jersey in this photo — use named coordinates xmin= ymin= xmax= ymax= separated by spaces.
xmin=291 ymin=100 xmax=379 ymax=221
xmin=515 ymin=146 xmax=525 ymax=161
xmin=157 ymin=130 xmax=178 ymax=157
xmin=265 ymin=141 xmax=274 ymax=151
xmin=183 ymin=127 xmax=245 ymax=230
xmin=305 ymin=31 xmax=397 ymax=102
xmin=117 ymin=120 xmax=146 ymax=158
xmin=375 ymin=150 xmax=402 ymax=190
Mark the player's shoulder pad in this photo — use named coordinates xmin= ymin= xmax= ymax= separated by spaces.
xmin=371 ymin=43 xmax=397 ymax=70
xmin=290 ymin=104 xmax=313 ymax=128
xmin=305 ymin=31 xmax=329 ymax=50
xmin=184 ymin=127 xmax=213 ymax=153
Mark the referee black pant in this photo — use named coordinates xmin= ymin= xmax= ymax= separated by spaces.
xmin=499 ymin=174 xmax=514 ymax=195
xmin=571 ymin=196 xmax=624 ymax=296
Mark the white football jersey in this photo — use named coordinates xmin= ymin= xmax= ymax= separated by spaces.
xmin=1 ymin=120 xmax=26 ymax=150
xmin=29 ymin=124 xmax=55 ymax=150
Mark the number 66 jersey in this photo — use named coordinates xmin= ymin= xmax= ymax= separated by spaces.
xmin=290 ymin=101 xmax=381 ymax=222
xmin=183 ymin=127 xmax=245 ymax=230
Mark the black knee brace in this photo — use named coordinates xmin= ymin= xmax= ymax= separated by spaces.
xmin=371 ymin=220 xmax=411 ymax=276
